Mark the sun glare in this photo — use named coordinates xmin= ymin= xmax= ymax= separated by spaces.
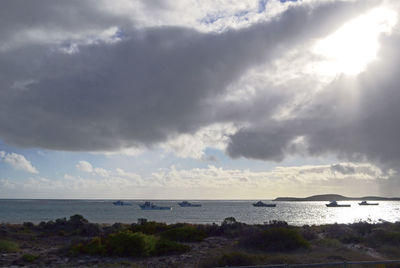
xmin=312 ymin=6 xmax=397 ymax=76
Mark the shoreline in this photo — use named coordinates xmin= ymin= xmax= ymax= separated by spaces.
xmin=1 ymin=215 xmax=400 ymax=267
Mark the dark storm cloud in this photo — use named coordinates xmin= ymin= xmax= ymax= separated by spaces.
xmin=0 ymin=0 xmax=377 ymax=151
xmin=0 ymin=0 xmax=127 ymax=41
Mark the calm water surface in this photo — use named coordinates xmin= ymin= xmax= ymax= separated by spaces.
xmin=1 ymin=199 xmax=399 ymax=225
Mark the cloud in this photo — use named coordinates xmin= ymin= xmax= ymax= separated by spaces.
xmin=76 ymin=160 xmax=93 ymax=173
xmin=0 ymin=151 xmax=38 ymax=173
xmin=94 ymin=167 xmax=110 ymax=177
xmin=3 ymin=0 xmax=400 ymax=182
xmin=0 ymin=162 xmax=389 ymax=198
xmin=0 ymin=0 xmax=376 ymax=155
xmin=226 ymin=24 xmax=400 ymax=171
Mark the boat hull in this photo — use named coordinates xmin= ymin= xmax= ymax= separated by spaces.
xmin=253 ymin=204 xmax=276 ymax=207
xmin=326 ymin=204 xmax=351 ymax=207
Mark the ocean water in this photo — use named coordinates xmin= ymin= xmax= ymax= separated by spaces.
xmin=1 ymin=199 xmax=399 ymax=226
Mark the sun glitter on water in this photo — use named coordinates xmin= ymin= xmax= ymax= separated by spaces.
xmin=312 ymin=6 xmax=397 ymax=76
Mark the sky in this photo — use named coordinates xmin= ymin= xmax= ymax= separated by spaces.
xmin=1 ymin=0 xmax=400 ymax=199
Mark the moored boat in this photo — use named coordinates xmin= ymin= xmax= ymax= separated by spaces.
xmin=253 ymin=201 xmax=276 ymax=207
xmin=139 ymin=201 xmax=172 ymax=210
xmin=178 ymin=201 xmax=202 ymax=207
xmin=359 ymin=200 xmax=379 ymax=206
xmin=113 ymin=200 xmax=132 ymax=206
xmin=326 ymin=201 xmax=351 ymax=207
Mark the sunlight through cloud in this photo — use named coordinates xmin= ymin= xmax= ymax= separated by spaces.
xmin=312 ymin=6 xmax=397 ymax=76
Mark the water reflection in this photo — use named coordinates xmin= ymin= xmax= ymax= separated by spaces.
xmin=0 ymin=200 xmax=399 ymax=225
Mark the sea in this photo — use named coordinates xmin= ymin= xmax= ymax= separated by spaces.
xmin=1 ymin=199 xmax=400 ymax=226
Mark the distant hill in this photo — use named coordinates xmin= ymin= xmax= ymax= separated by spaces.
xmin=273 ymin=194 xmax=400 ymax=201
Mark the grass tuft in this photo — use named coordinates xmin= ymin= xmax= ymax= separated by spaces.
xmin=0 ymin=240 xmax=19 ymax=253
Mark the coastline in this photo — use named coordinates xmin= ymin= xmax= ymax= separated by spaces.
xmin=1 ymin=215 xmax=400 ymax=267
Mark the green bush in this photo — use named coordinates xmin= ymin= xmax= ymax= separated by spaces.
xmin=21 ymin=254 xmax=39 ymax=263
xmin=73 ymin=237 xmax=106 ymax=255
xmin=72 ymin=230 xmax=190 ymax=258
xmin=154 ymin=238 xmax=190 ymax=256
xmin=105 ymin=230 xmax=157 ymax=257
xmin=159 ymin=225 xmax=206 ymax=242
xmin=0 ymin=240 xmax=19 ymax=253
xmin=240 ymin=227 xmax=310 ymax=251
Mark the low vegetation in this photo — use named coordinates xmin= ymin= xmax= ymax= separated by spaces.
xmin=240 ymin=227 xmax=310 ymax=251
xmin=2 ymin=215 xmax=400 ymax=267
xmin=72 ymin=229 xmax=190 ymax=257
xmin=21 ymin=253 xmax=39 ymax=263
xmin=0 ymin=239 xmax=19 ymax=253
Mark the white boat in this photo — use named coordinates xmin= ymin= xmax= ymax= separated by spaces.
xmin=139 ymin=202 xmax=172 ymax=210
xmin=113 ymin=200 xmax=132 ymax=206
xmin=326 ymin=201 xmax=351 ymax=207
xmin=253 ymin=201 xmax=276 ymax=207
xmin=359 ymin=200 xmax=379 ymax=206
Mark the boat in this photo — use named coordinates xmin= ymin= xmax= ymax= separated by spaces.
xmin=359 ymin=200 xmax=379 ymax=206
xmin=178 ymin=201 xmax=202 ymax=207
xmin=253 ymin=201 xmax=276 ymax=207
xmin=113 ymin=200 xmax=132 ymax=206
xmin=326 ymin=201 xmax=351 ymax=207
xmin=139 ymin=202 xmax=172 ymax=210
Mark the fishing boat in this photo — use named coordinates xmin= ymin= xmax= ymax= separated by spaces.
xmin=358 ymin=200 xmax=379 ymax=206
xmin=253 ymin=201 xmax=276 ymax=207
xmin=178 ymin=201 xmax=202 ymax=207
xmin=326 ymin=201 xmax=351 ymax=207
xmin=139 ymin=201 xmax=172 ymax=210
xmin=113 ymin=200 xmax=132 ymax=206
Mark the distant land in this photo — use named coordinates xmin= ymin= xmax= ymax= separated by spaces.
xmin=273 ymin=194 xmax=400 ymax=201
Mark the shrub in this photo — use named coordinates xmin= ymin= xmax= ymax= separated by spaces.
xmin=137 ymin=218 xmax=147 ymax=224
xmin=154 ymin=238 xmax=190 ymax=256
xmin=78 ymin=223 xmax=102 ymax=237
xmin=21 ymin=254 xmax=39 ymax=263
xmin=130 ymin=221 xmax=169 ymax=235
xmin=221 ymin=217 xmax=245 ymax=237
xmin=69 ymin=214 xmax=88 ymax=227
xmin=300 ymin=225 xmax=318 ymax=241
xmin=223 ymin=217 xmax=237 ymax=225
xmin=200 ymin=223 xmax=222 ymax=237
xmin=23 ymin=222 xmax=34 ymax=228
xmin=105 ymin=230 xmax=157 ymax=257
xmin=322 ymin=224 xmax=361 ymax=244
xmin=72 ymin=237 xmax=106 ymax=255
xmin=265 ymin=220 xmax=289 ymax=227
xmin=159 ymin=225 xmax=206 ymax=242
xmin=366 ymin=229 xmax=400 ymax=246
xmin=214 ymin=252 xmax=255 ymax=267
xmin=240 ymin=227 xmax=310 ymax=251
xmin=351 ymin=221 xmax=374 ymax=236
xmin=0 ymin=240 xmax=19 ymax=253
